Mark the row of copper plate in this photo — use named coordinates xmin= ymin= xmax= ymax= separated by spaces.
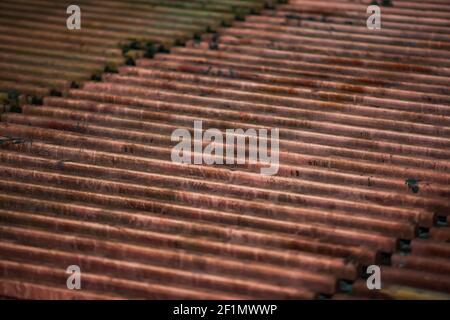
xmin=0 ymin=0 xmax=450 ymax=299
xmin=0 ymin=0 xmax=276 ymax=107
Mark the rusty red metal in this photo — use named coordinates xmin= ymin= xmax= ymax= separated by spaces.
xmin=0 ymin=0 xmax=272 ymax=104
xmin=0 ymin=0 xmax=450 ymax=299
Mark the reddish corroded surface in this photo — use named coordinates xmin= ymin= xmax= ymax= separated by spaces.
xmin=0 ymin=0 xmax=273 ymax=103
xmin=0 ymin=0 xmax=450 ymax=299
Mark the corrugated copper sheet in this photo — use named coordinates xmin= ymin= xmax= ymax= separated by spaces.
xmin=0 ymin=0 xmax=450 ymax=299
xmin=0 ymin=0 xmax=274 ymax=106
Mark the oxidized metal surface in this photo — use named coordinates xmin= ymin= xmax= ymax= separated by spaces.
xmin=0 ymin=0 xmax=449 ymax=299
xmin=0 ymin=0 xmax=275 ymax=105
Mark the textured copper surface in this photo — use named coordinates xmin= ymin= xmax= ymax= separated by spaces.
xmin=0 ymin=0 xmax=450 ymax=299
